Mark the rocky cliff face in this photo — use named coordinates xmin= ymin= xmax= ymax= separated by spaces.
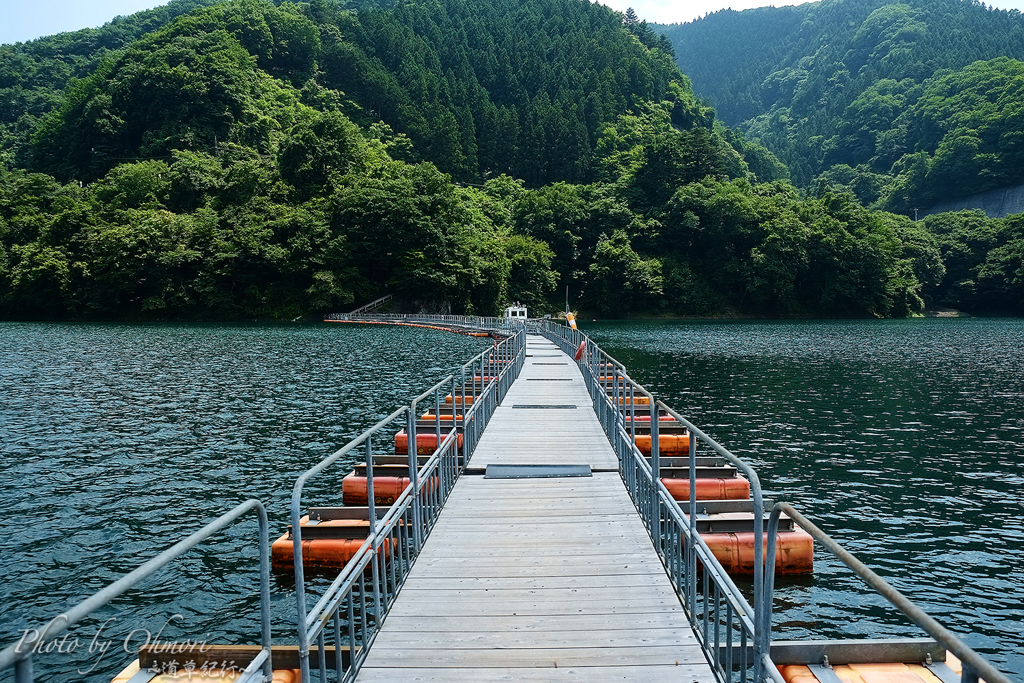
xmin=922 ymin=182 xmax=1024 ymax=219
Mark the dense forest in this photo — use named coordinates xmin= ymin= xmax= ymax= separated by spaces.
xmin=0 ymin=0 xmax=1021 ymax=319
xmin=660 ymin=0 xmax=1024 ymax=210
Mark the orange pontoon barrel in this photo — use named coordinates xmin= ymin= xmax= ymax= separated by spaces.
xmin=778 ymin=657 xmax=965 ymax=683
xmin=661 ymin=476 xmax=751 ymax=501
xmin=271 ymin=532 xmax=368 ymax=573
xmin=700 ymin=528 xmax=813 ymax=575
xmin=395 ymin=430 xmax=463 ymax=455
xmin=342 ymin=472 xmax=410 ymax=505
xmin=634 ymin=433 xmax=690 ymax=456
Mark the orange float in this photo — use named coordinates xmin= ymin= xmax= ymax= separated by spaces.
xmin=271 ymin=514 xmax=399 ymax=573
xmin=613 ymin=395 xmax=651 ymax=405
xmin=700 ymin=528 xmax=813 ymax=574
xmin=779 ymin=656 xmax=965 ymax=683
xmin=634 ymin=433 xmax=690 ymax=456
xmin=271 ymin=532 xmax=368 ymax=573
xmin=661 ymin=476 xmax=751 ymax=501
xmin=341 ymin=471 xmax=410 ymax=505
xmin=394 ymin=429 xmax=463 ymax=455
xmin=418 ymin=412 xmax=468 ymax=422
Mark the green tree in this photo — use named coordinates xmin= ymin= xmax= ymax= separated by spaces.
xmin=585 ymin=229 xmax=662 ymax=316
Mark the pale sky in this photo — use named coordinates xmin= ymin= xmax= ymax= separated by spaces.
xmin=3 ymin=0 xmax=1024 ymax=44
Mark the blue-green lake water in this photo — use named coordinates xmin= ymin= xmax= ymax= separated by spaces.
xmin=0 ymin=322 xmax=488 ymax=682
xmin=0 ymin=319 xmax=1021 ymax=680
xmin=586 ymin=318 xmax=1024 ymax=675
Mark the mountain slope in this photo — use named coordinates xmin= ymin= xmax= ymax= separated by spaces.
xmin=6 ymin=0 xmax=707 ymax=187
xmin=0 ymin=0 xmax=226 ymax=168
xmin=657 ymin=0 xmax=1024 ymax=205
xmin=2 ymin=0 xmax=1020 ymax=320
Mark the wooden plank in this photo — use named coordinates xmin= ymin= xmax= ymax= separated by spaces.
xmin=375 ymin=613 xmax=692 ymax=631
xmin=413 ymin=526 xmax=658 ymax=540
xmin=353 ymin=335 xmax=714 ymax=683
xmin=410 ymin=553 xmax=664 ymax=568
xmin=391 ymin=585 xmax=681 ymax=600
xmin=368 ymin=627 xmax=698 ymax=649
xmin=353 ymin=645 xmax=706 ymax=668
xmin=390 ymin=599 xmax=684 ymax=614
xmin=412 ymin=546 xmax=656 ymax=560
xmin=428 ymin=509 xmax=639 ymax=520
xmin=356 ymin=665 xmax=713 ymax=683
xmin=407 ymin=566 xmax=667 ymax=579
xmin=452 ymin=473 xmax=624 ymax=487
xmin=385 ymin=602 xmax=684 ymax=619
xmin=399 ymin=574 xmax=664 ymax=590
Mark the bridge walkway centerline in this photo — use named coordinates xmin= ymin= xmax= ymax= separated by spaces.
xmin=354 ymin=334 xmax=716 ymax=682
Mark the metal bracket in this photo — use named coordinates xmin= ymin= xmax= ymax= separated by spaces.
xmin=808 ymin=663 xmax=844 ymax=683
xmin=925 ymin=662 xmax=963 ymax=683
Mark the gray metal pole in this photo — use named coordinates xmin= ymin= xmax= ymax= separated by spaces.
xmin=366 ymin=438 xmax=382 ymax=622
xmin=688 ymin=429 xmax=697 ymax=616
xmin=650 ymin=398 xmax=660 ymax=539
xmin=406 ymin=406 xmax=423 ymax=551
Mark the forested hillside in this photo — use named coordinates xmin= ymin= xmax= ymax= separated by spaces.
xmin=659 ymin=0 xmax=1024 ymax=210
xmin=0 ymin=0 xmax=227 ymax=169
xmin=0 ymin=0 xmax=1021 ymax=320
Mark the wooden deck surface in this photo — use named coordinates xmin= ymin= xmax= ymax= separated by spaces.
xmin=355 ymin=335 xmax=715 ymax=682
xmin=468 ymin=336 xmax=619 ymax=471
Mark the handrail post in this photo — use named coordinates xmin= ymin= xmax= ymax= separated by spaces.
xmin=762 ymin=509 xmax=782 ymax=683
xmin=460 ymin=367 xmax=468 ymax=464
xmin=407 ymin=405 xmax=423 ymax=551
xmin=688 ymin=428 xmax=697 ymax=617
xmin=629 ymin=383 xmax=636 ymax=442
xmin=650 ymin=398 xmax=660 ymax=541
xmin=434 ymin=387 xmax=442 ymax=464
xmin=366 ymin=438 xmax=383 ymax=622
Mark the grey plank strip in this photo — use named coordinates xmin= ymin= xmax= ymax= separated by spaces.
xmin=356 ymin=665 xmax=713 ymax=682
xmin=385 ymin=600 xmax=684 ymax=618
xmin=399 ymin=574 xmax=662 ymax=590
xmin=402 ymin=568 xmax=667 ymax=580
xmin=369 ymin=627 xmax=698 ymax=649
xmin=415 ymin=546 xmax=657 ymax=557
xmin=420 ymin=521 xmax=651 ymax=534
xmin=410 ymin=543 xmax=656 ymax=557
xmin=375 ymin=613 xmax=693 ymax=631
xmin=359 ymin=645 xmax=707 ymax=668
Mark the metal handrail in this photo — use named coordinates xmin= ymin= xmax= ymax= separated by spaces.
xmin=290 ymin=329 xmax=526 ymax=682
xmin=324 ymin=312 xmax=527 ymax=336
xmin=0 ymin=500 xmax=273 ymax=683
xmin=537 ymin=319 xmax=1008 ymax=683
xmin=765 ymin=503 xmax=1013 ymax=683
xmin=657 ymin=401 xmax=770 ymax=677
xmin=346 ymin=294 xmax=394 ymax=316
xmin=541 ymin=320 xmax=775 ymax=682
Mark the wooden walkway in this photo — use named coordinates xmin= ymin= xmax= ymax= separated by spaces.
xmin=356 ymin=335 xmax=715 ymax=682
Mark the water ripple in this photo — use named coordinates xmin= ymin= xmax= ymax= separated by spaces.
xmin=0 ymin=322 xmax=486 ymax=682
xmin=588 ymin=317 xmax=1024 ymax=676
